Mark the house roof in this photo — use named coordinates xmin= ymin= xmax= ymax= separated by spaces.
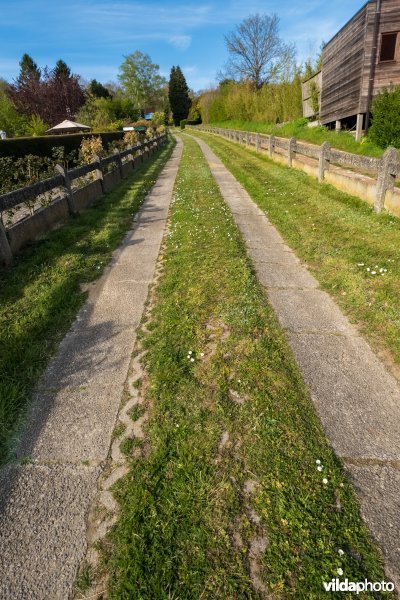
xmin=46 ymin=119 xmax=91 ymax=132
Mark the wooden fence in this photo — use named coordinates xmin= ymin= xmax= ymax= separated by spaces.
xmin=0 ymin=133 xmax=167 ymax=266
xmin=196 ymin=126 xmax=400 ymax=218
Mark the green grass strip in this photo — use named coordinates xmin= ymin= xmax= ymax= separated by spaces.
xmin=0 ymin=138 xmax=175 ymax=463
xmin=190 ymin=130 xmax=400 ymax=368
xmin=105 ymin=135 xmax=390 ymax=599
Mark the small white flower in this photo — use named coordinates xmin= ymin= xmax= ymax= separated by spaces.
xmin=337 ymin=568 xmax=343 ymax=576
xmin=317 ymin=465 xmax=323 ymax=471
xmin=190 ymin=358 xmax=195 ymax=362
xmin=188 ymin=350 xmax=193 ymax=355
xmin=200 ymin=352 xmax=205 ymax=357
xmin=316 ymin=459 xmax=321 ymax=465
xmin=371 ymin=271 xmax=376 ymax=275
xmin=338 ymin=549 xmax=344 ymax=556
xmin=322 ymin=478 xmax=328 ymax=485
xmin=367 ymin=268 xmax=370 ymax=272
xmin=357 ymin=263 xmax=365 ymax=266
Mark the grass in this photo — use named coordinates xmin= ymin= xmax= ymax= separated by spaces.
xmin=104 ymin=134 xmax=391 ymax=598
xmin=208 ymin=119 xmax=384 ymax=158
xmin=190 ymin=129 xmax=400 ymax=368
xmin=0 ymin=137 xmax=175 ymax=464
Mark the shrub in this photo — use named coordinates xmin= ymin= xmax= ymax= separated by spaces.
xmin=180 ymin=119 xmax=187 ymax=130
xmin=369 ymin=87 xmax=400 ymax=149
xmin=156 ymin=125 xmax=165 ymax=135
xmin=123 ymin=130 xmax=138 ymax=146
xmin=80 ymin=136 xmax=104 ymax=164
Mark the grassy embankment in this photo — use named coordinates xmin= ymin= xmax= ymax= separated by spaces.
xmin=190 ymin=129 xmax=400 ymax=368
xmin=208 ymin=119 xmax=384 ymax=157
xmin=0 ymin=137 xmax=175 ymax=463
xmin=104 ymin=135 xmax=390 ymax=598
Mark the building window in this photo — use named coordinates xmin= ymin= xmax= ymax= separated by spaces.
xmin=380 ymin=32 xmax=398 ymax=62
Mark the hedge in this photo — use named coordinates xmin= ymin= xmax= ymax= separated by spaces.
xmin=0 ymin=131 xmax=125 ymax=159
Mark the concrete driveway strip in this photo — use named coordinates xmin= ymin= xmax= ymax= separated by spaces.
xmin=190 ymin=134 xmax=400 ymax=589
xmin=0 ymin=138 xmax=183 ymax=600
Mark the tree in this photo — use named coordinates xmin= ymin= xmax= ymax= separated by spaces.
xmin=54 ymin=59 xmax=71 ymax=79
xmin=87 ymin=79 xmax=111 ymax=99
xmin=224 ymin=13 xmax=295 ymax=89
xmin=118 ymin=51 xmax=167 ymax=115
xmin=369 ymin=86 xmax=400 ymax=148
xmin=17 ymin=53 xmax=40 ymax=84
xmin=9 ymin=56 xmax=85 ymax=126
xmin=169 ymin=66 xmax=191 ymax=126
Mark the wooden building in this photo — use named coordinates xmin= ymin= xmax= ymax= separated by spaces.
xmin=302 ymin=0 xmax=400 ymax=139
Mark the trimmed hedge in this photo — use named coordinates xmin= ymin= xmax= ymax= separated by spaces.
xmin=0 ymin=131 xmax=125 ymax=159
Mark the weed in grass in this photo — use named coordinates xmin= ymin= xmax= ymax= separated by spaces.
xmin=129 ymin=404 xmax=145 ymax=422
xmin=75 ymin=562 xmax=93 ymax=593
xmin=112 ymin=423 xmax=126 ymax=441
xmin=119 ymin=436 xmax=142 ymax=456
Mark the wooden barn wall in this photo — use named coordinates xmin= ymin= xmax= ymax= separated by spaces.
xmin=320 ymin=5 xmax=368 ymax=124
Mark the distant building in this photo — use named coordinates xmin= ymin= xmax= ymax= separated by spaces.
xmin=302 ymin=0 xmax=400 ymax=139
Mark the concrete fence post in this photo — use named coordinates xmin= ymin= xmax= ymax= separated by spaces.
xmin=256 ymin=133 xmax=260 ymax=152
xmin=288 ymin=137 xmax=296 ymax=167
xmin=318 ymin=142 xmax=331 ymax=183
xmin=0 ymin=220 xmax=13 ymax=266
xmin=269 ymin=135 xmax=275 ymax=157
xmin=375 ymin=147 xmax=399 ymax=212
xmin=93 ymin=155 xmax=105 ymax=193
xmin=54 ymin=164 xmax=78 ymax=215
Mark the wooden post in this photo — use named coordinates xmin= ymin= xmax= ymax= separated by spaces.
xmin=54 ymin=164 xmax=78 ymax=215
xmin=0 ymin=220 xmax=12 ymax=266
xmin=269 ymin=135 xmax=275 ymax=157
xmin=375 ymin=147 xmax=399 ymax=212
xmin=356 ymin=113 xmax=363 ymax=142
xmin=246 ymin=132 xmax=250 ymax=146
xmin=93 ymin=155 xmax=105 ymax=193
xmin=256 ymin=133 xmax=260 ymax=152
xmin=288 ymin=137 xmax=296 ymax=167
xmin=318 ymin=142 xmax=331 ymax=182
xmin=127 ymin=143 xmax=134 ymax=163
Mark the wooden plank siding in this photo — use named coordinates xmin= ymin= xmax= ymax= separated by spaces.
xmin=320 ymin=4 xmax=369 ymax=124
xmin=374 ymin=0 xmax=400 ymax=92
xmin=319 ymin=0 xmax=400 ymax=126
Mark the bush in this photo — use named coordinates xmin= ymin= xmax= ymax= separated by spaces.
xmin=80 ymin=136 xmax=104 ymax=163
xmin=369 ymin=87 xmax=400 ymax=149
xmin=180 ymin=119 xmax=187 ymax=130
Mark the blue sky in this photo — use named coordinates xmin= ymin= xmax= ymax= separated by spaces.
xmin=1 ymin=0 xmax=367 ymax=91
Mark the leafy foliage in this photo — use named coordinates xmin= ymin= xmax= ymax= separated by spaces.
xmin=118 ymin=51 xmax=167 ymax=115
xmin=368 ymin=86 xmax=400 ymax=149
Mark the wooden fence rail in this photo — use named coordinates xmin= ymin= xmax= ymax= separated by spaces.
xmin=0 ymin=133 xmax=167 ymax=266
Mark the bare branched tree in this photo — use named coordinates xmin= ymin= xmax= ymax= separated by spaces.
xmin=224 ymin=14 xmax=295 ymax=89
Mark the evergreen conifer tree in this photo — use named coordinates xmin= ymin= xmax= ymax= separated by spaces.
xmin=168 ymin=66 xmax=191 ymax=126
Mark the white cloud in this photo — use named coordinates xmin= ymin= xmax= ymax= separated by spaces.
xmin=168 ymin=35 xmax=192 ymax=50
